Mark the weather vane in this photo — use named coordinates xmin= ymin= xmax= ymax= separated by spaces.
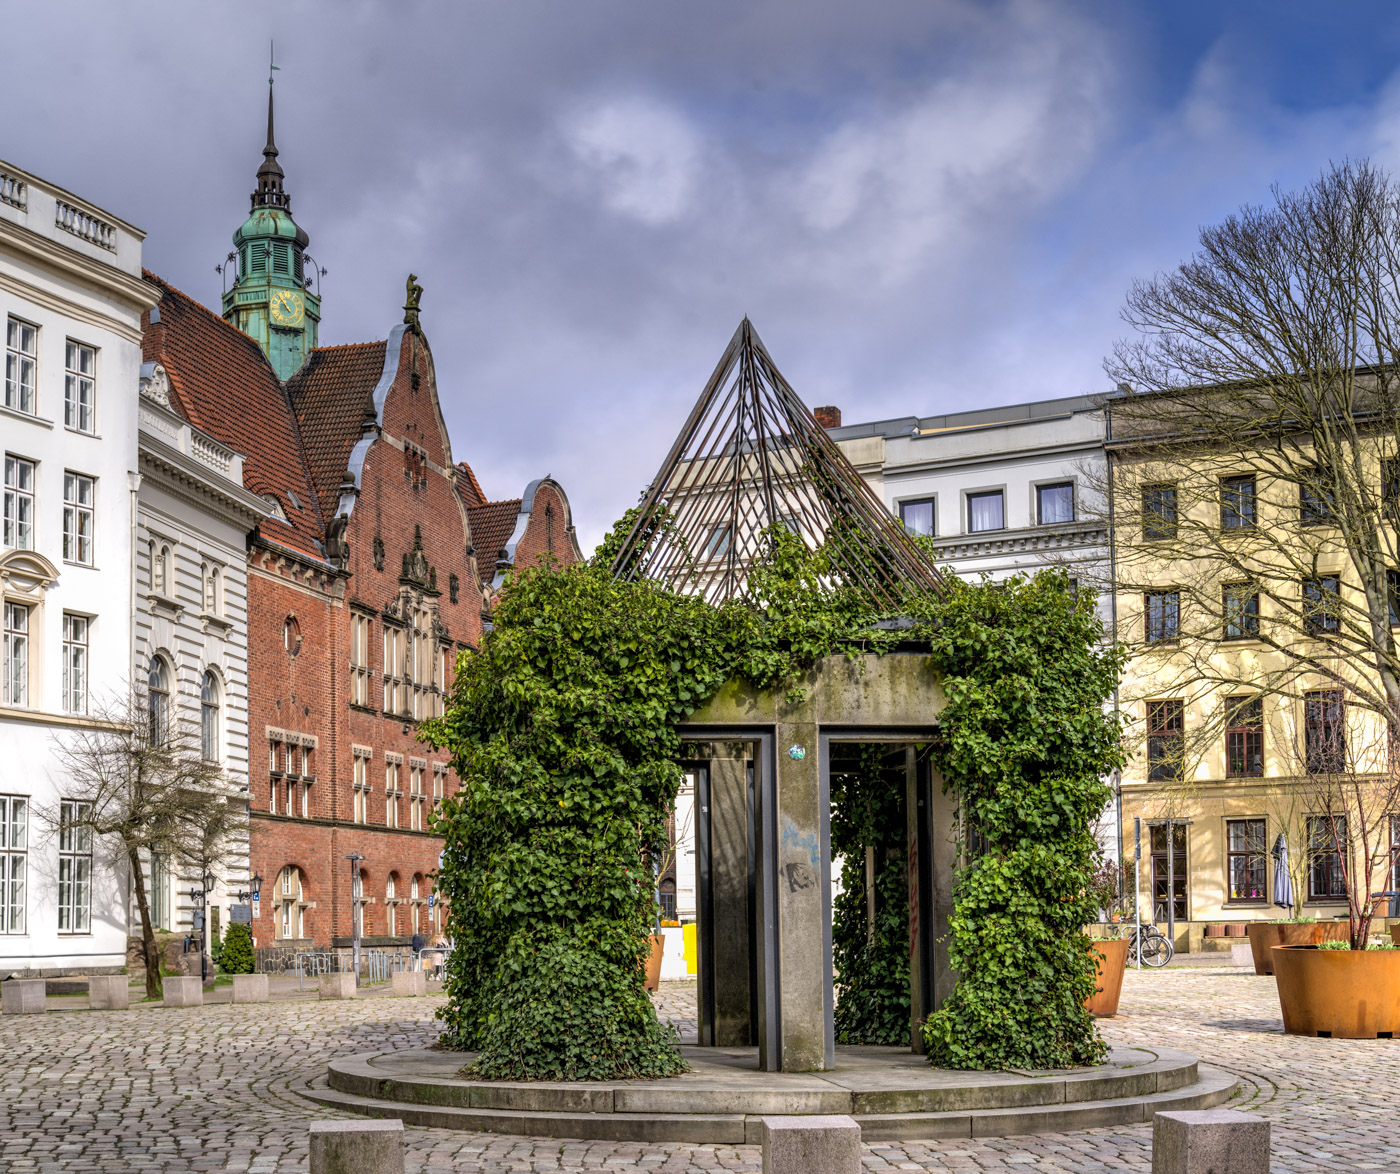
xmin=269 ymin=40 xmax=280 ymax=88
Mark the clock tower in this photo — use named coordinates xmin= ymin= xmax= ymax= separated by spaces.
xmin=222 ymin=82 xmax=320 ymax=381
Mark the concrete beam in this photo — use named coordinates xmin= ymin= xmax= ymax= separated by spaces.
xmin=88 ymin=975 xmax=129 ymax=1010
xmin=2 ymin=979 xmax=45 ymax=1014
xmin=309 ymin=1119 xmax=405 ymax=1174
xmin=760 ymin=1115 xmax=860 ymax=1174
xmin=1152 ymin=1109 xmax=1269 ymax=1174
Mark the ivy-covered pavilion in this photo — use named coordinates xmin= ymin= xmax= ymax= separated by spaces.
xmin=612 ymin=319 xmax=952 ymax=1073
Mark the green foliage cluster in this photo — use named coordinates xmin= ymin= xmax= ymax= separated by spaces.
xmin=219 ymin=923 xmax=256 ymax=975
xmin=830 ymin=745 xmax=910 ymax=1045
xmin=912 ymin=572 xmax=1126 ymax=1070
xmin=425 ymin=511 xmax=1122 ymax=1079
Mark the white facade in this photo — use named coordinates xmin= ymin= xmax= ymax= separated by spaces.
xmin=133 ymin=369 xmax=264 ymax=944
xmin=830 ymin=395 xmax=1109 ymax=607
xmin=0 ymin=160 xmax=156 ymax=975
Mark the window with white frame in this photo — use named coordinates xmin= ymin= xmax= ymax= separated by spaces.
xmin=410 ymin=606 xmax=434 ymax=720
xmin=3 ymin=602 xmax=29 ymax=707
xmin=63 ymin=473 xmax=94 ymax=565
xmin=0 ymin=794 xmax=27 ymax=934
xmin=147 ymin=657 xmax=170 ymax=748
xmin=353 ymin=748 xmax=371 ymax=824
xmin=58 ymin=800 xmax=92 ymax=933
xmin=201 ymin=671 xmax=220 ymax=762
xmin=385 ymin=874 xmax=397 ymax=936
xmin=350 ymin=612 xmax=372 ymax=707
xmin=276 ymin=865 xmax=304 ymax=940
xmin=151 ymin=851 xmax=170 ymax=931
xmin=62 ymin=614 xmax=89 ymax=714
xmin=64 ymin=341 xmax=95 ymax=433
xmin=385 ymin=755 xmax=402 ymax=828
xmin=409 ymin=761 xmax=425 ymax=830
xmin=383 ymin=624 xmax=403 ymax=714
xmin=5 ymin=318 xmax=37 ymax=415
xmin=432 ymin=764 xmax=446 ymax=815
xmin=4 ymin=455 xmax=35 ymax=550
xmin=410 ymin=875 xmax=421 ymax=934
xmin=438 ymin=644 xmax=452 ymax=714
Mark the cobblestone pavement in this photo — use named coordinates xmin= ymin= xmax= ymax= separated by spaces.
xmin=0 ymin=967 xmax=1394 ymax=1172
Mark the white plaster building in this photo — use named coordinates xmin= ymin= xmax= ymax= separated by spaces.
xmin=0 ymin=160 xmax=156 ymax=975
xmin=133 ymin=363 xmax=264 ymax=945
xmin=827 ymin=395 xmax=1109 ymax=608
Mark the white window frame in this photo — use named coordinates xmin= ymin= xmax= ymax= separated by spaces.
xmin=353 ymin=749 xmax=371 ymax=825
xmin=382 ymin=625 xmax=403 ymax=715
xmin=64 ymin=340 xmax=96 ymax=434
xmin=0 ymin=794 xmax=27 ymax=934
xmin=385 ymin=756 xmax=402 ymax=828
xmin=410 ymin=762 xmax=425 ymax=831
xmin=5 ymin=318 xmax=37 ymax=415
xmin=4 ymin=455 xmax=35 ymax=550
xmin=58 ymin=800 xmax=92 ymax=934
xmin=200 ymin=670 xmax=220 ymax=763
xmin=63 ymin=472 xmax=95 ymax=566
xmin=62 ymin=613 xmax=89 ymax=714
xmin=350 ymin=611 xmax=372 ymax=707
xmin=3 ymin=601 xmax=30 ymax=707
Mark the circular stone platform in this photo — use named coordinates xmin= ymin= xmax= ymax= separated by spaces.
xmin=307 ymin=1044 xmax=1238 ymax=1142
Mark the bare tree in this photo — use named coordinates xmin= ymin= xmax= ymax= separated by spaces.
xmin=40 ymin=686 xmax=235 ymax=998
xmin=1100 ymin=160 xmax=1400 ymax=729
xmin=1278 ymin=705 xmax=1400 ymax=947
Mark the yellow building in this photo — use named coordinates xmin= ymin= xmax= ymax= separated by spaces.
xmin=1106 ymin=389 xmax=1400 ymax=951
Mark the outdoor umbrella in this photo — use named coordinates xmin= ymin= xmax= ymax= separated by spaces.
xmin=1272 ymin=833 xmax=1294 ymax=911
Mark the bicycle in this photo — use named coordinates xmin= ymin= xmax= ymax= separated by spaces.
xmin=1123 ymin=921 xmax=1174 ymax=967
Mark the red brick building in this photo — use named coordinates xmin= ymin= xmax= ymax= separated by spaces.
xmin=138 ymin=99 xmax=579 ymax=952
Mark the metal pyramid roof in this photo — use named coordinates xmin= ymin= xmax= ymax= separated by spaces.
xmin=610 ymin=318 xmax=944 ymax=606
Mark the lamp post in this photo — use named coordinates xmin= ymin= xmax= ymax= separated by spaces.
xmin=345 ymin=852 xmax=363 ymax=986
xmin=189 ymin=871 xmax=216 ymax=981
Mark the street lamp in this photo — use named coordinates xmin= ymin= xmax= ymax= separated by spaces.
xmin=236 ymin=873 xmax=263 ymax=903
xmin=345 ymin=852 xmax=364 ymax=987
xmin=189 ymin=871 xmax=216 ymax=982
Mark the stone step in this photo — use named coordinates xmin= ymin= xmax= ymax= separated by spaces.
xmin=300 ymin=1065 xmax=1239 ymax=1144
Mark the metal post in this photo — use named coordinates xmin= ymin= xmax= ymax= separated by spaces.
xmin=1133 ymin=817 xmax=1141 ymax=969
xmin=345 ymin=852 xmax=364 ymax=986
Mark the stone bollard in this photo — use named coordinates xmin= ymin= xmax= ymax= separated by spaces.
xmin=231 ymin=974 xmax=270 ymax=1004
xmin=309 ymin=1119 xmax=404 ymax=1174
xmin=88 ymin=975 xmax=129 ymax=1010
xmin=1229 ymin=942 xmax=1253 ymax=967
xmin=319 ymin=972 xmax=357 ymax=1000
xmin=1 ymin=979 xmax=46 ymax=1015
xmin=1153 ymin=1108 xmax=1269 ymax=1174
xmin=162 ymin=976 xmax=203 ymax=1008
xmin=389 ymin=970 xmax=426 ymax=997
xmin=760 ymin=1115 xmax=861 ymax=1174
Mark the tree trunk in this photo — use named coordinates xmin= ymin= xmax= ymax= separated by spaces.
xmin=128 ymin=844 xmax=162 ymax=1000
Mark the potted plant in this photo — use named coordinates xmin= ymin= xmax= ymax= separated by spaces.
xmin=1085 ymin=853 xmax=1129 ymax=1017
xmin=1271 ymin=721 xmax=1400 ymax=1037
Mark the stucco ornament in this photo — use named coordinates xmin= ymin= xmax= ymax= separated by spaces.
xmin=140 ymin=363 xmax=172 ymax=407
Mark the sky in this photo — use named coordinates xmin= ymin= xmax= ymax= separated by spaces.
xmin=10 ymin=1 xmax=1400 ymax=551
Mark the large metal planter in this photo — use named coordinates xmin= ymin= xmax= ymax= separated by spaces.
xmin=643 ymin=934 xmax=665 ymax=992
xmin=1086 ymin=938 xmax=1130 ymax=1017
xmin=1245 ymin=921 xmax=1347 ymax=975
xmin=1273 ymin=945 xmax=1400 ymax=1038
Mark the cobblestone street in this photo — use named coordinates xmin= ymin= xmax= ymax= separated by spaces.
xmin=0 ymin=966 xmax=1395 ymax=1173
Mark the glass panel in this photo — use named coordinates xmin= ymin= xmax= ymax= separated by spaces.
xmin=967 ymin=491 xmax=1004 ymax=532
xmin=899 ymin=499 xmax=935 ymax=537
xmin=1037 ymin=483 xmax=1074 ymax=525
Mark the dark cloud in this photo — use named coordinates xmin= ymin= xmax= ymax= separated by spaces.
xmin=7 ymin=2 xmax=1400 ymax=548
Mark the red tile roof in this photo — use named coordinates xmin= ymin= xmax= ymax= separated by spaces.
xmin=142 ymin=272 xmax=328 ymax=562
xmin=468 ymin=499 xmax=521 ymax=580
xmin=455 ymin=461 xmax=487 ymax=509
xmin=285 ymin=341 xmax=388 ymax=522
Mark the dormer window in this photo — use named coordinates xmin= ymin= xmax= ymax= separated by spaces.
xmin=262 ymin=494 xmax=287 ymax=523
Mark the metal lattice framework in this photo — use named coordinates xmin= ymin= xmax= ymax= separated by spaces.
xmin=611 ymin=318 xmax=944 ymax=606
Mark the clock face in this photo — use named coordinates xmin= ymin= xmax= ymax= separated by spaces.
xmin=270 ymin=289 xmax=305 ymax=327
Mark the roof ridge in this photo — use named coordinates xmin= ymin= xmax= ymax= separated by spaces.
xmin=310 ymin=340 xmax=387 ymax=353
xmin=143 ymin=269 xmax=276 ymax=371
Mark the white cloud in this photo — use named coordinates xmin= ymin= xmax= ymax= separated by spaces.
xmin=560 ymin=96 xmax=705 ymax=226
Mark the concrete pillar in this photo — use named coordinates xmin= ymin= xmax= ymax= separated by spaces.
xmin=1152 ymin=1109 xmax=1269 ymax=1174
xmin=707 ymin=746 xmax=753 ymax=1047
xmin=760 ymin=1115 xmax=860 ymax=1174
xmin=88 ymin=975 xmax=129 ymax=1010
xmin=162 ymin=976 xmax=203 ymax=1007
xmin=309 ymin=1119 xmax=405 ymax=1174
xmin=769 ymin=720 xmax=830 ymax=1072
xmin=389 ymin=970 xmax=426 ymax=997
xmin=319 ymin=972 xmax=357 ymax=1000
xmin=231 ymin=974 xmax=270 ymax=1003
xmin=2 ymin=979 xmax=45 ymax=1014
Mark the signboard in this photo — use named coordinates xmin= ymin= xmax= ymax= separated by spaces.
xmin=230 ymin=904 xmax=252 ymax=924
xmin=191 ymin=910 xmax=205 ymax=931
xmin=428 ymin=893 xmax=435 ymax=910
xmin=252 ymin=894 xmax=261 ymax=919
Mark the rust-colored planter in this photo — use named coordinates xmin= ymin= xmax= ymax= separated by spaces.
xmin=1246 ymin=921 xmax=1347 ymax=975
xmin=1391 ymin=923 xmax=1400 ymax=946
xmin=1086 ymin=938 xmax=1130 ymax=1018
xmin=1273 ymin=945 xmax=1400 ymax=1037
xmin=643 ymin=933 xmax=665 ymax=991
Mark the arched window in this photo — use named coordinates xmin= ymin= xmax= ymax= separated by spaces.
xmin=283 ymin=615 xmax=301 ymax=656
xmin=385 ymin=873 xmax=398 ymax=937
xmin=200 ymin=670 xmax=220 ymax=762
xmin=156 ymin=545 xmax=171 ymax=596
xmin=202 ymin=563 xmax=222 ymax=616
xmin=147 ymin=657 xmax=170 ymax=748
xmin=276 ymin=865 xmax=304 ymax=940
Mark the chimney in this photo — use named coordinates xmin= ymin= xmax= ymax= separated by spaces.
xmin=813 ymin=405 xmax=842 ymax=429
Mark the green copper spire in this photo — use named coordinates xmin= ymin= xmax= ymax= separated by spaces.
xmin=222 ymin=68 xmax=320 ymax=381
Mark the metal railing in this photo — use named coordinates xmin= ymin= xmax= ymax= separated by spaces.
xmin=293 ymin=947 xmax=415 ymax=990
